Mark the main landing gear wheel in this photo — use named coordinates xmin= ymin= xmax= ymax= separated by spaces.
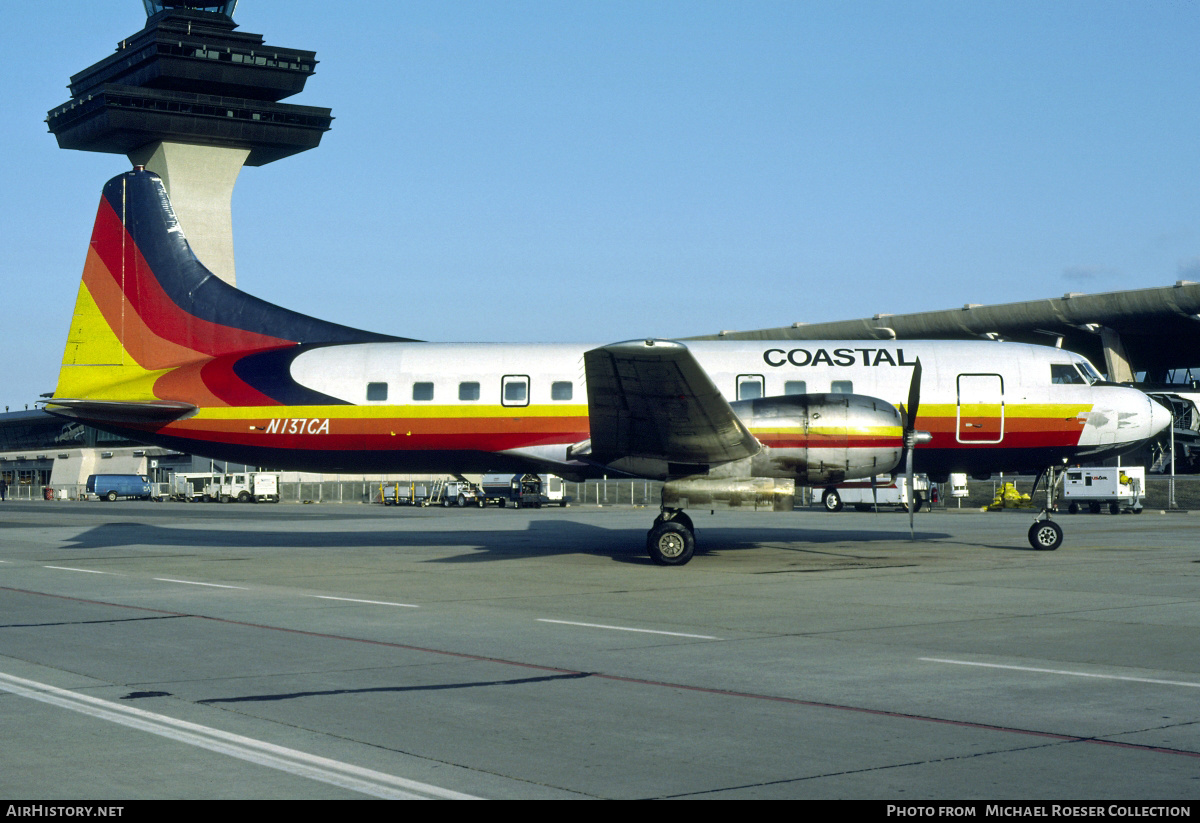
xmin=653 ymin=510 xmax=694 ymax=535
xmin=647 ymin=520 xmax=695 ymax=566
xmin=1028 ymin=520 xmax=1063 ymax=551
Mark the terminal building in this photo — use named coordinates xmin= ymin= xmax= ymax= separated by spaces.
xmin=0 ymin=408 xmax=439 ymax=501
xmin=0 ymin=409 xmax=194 ymax=498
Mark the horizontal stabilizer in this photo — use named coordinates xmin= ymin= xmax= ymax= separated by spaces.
xmin=45 ymin=399 xmax=197 ymax=425
xmin=583 ymin=339 xmax=760 ymax=467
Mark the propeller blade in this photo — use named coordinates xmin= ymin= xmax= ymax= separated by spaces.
xmin=906 ymin=358 xmax=922 ymax=429
xmin=905 ymin=358 xmax=922 ymax=540
xmin=908 ymin=447 xmax=916 ymax=539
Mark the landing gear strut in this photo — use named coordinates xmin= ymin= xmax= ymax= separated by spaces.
xmin=646 ymin=509 xmax=696 ymax=566
xmin=1027 ymin=465 xmax=1064 ymax=551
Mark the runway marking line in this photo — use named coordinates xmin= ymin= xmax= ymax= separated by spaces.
xmin=153 ymin=578 xmax=249 ymax=590
xmin=0 ymin=670 xmax=479 ymax=800
xmin=922 ymin=657 xmax=1200 ymax=689
xmin=44 ymin=566 xmax=116 ymax=575
xmin=310 ymin=595 xmax=419 ymax=608
xmin=537 ymin=618 xmax=719 ymax=640
xmin=4 ymin=586 xmax=1200 ymax=762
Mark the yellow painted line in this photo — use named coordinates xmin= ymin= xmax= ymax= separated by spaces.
xmin=192 ymin=404 xmax=589 ymax=421
xmin=919 ymin=403 xmax=1091 ymax=419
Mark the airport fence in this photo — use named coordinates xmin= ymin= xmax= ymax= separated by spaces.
xmin=14 ymin=475 xmax=1200 ymax=511
xmin=567 ymin=480 xmax=662 ymax=507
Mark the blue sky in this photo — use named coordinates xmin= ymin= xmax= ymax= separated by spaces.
xmin=3 ymin=1 xmax=1200 ymax=409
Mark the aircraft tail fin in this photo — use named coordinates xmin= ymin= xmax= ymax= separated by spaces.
xmin=53 ymin=168 xmax=401 ymax=406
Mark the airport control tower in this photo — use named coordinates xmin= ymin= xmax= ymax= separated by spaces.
xmin=46 ymin=1 xmax=333 ymax=286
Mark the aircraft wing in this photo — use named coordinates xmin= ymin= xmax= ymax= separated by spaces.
xmin=581 ymin=339 xmax=760 ymax=467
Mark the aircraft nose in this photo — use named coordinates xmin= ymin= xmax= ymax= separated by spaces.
xmin=1148 ymin=396 xmax=1174 ymax=437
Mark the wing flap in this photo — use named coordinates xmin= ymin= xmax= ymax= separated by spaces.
xmin=583 ymin=339 xmax=760 ymax=466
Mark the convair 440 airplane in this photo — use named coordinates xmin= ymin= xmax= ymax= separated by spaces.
xmin=46 ymin=170 xmax=1171 ymax=564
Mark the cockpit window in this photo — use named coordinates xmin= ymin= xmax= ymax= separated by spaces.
xmin=1051 ymin=364 xmax=1086 ymax=385
xmin=1076 ymin=360 xmax=1102 ymax=384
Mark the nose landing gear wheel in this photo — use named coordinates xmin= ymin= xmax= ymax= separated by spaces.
xmin=647 ymin=520 xmax=695 ymax=566
xmin=1028 ymin=520 xmax=1063 ymax=551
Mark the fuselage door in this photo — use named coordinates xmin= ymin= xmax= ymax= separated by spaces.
xmin=956 ymin=373 xmax=1004 ymax=443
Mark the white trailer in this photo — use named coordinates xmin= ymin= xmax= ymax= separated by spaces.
xmin=250 ymin=473 xmax=280 ymax=503
xmin=1062 ymin=466 xmax=1144 ymax=514
xmin=816 ymin=474 xmax=929 ymax=512
xmin=171 ymin=472 xmax=220 ymax=501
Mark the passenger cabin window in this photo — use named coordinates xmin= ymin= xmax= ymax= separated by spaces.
xmin=502 ymin=375 xmax=529 ymax=407
xmin=459 ymin=382 xmax=480 ymax=401
xmin=1051 ymin=364 xmax=1086 ymax=385
xmin=737 ymin=375 xmax=764 ymax=401
xmin=831 ymin=381 xmax=853 ymax=394
xmin=784 ymin=380 xmax=807 ymax=395
xmin=412 ymin=382 xmax=434 ymax=401
xmin=366 ymin=382 xmax=388 ymax=401
xmin=551 ymin=381 xmax=573 ymax=401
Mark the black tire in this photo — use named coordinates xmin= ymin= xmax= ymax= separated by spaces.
xmin=106 ymin=491 xmax=118 ymax=502
xmin=646 ymin=520 xmax=695 ymax=566
xmin=1109 ymin=501 xmax=1120 ymax=515
xmin=457 ymin=495 xmax=466 ymax=507
xmin=497 ymin=499 xmax=506 ymax=508
xmin=238 ymin=491 xmax=251 ymax=503
xmin=1028 ymin=520 xmax=1063 ymax=551
xmin=654 ymin=510 xmax=696 ymax=536
xmin=1089 ymin=501 xmax=1102 ymax=514
xmin=1068 ymin=502 xmax=1079 ymax=515
xmin=822 ymin=488 xmax=843 ymax=512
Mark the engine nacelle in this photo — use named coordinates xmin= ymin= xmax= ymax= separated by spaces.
xmin=732 ymin=393 xmax=905 ymax=485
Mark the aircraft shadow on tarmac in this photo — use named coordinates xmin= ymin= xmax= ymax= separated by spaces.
xmin=59 ymin=518 xmax=969 ymax=564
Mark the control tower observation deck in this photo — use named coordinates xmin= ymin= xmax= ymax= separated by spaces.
xmin=46 ymin=1 xmax=333 ymax=286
